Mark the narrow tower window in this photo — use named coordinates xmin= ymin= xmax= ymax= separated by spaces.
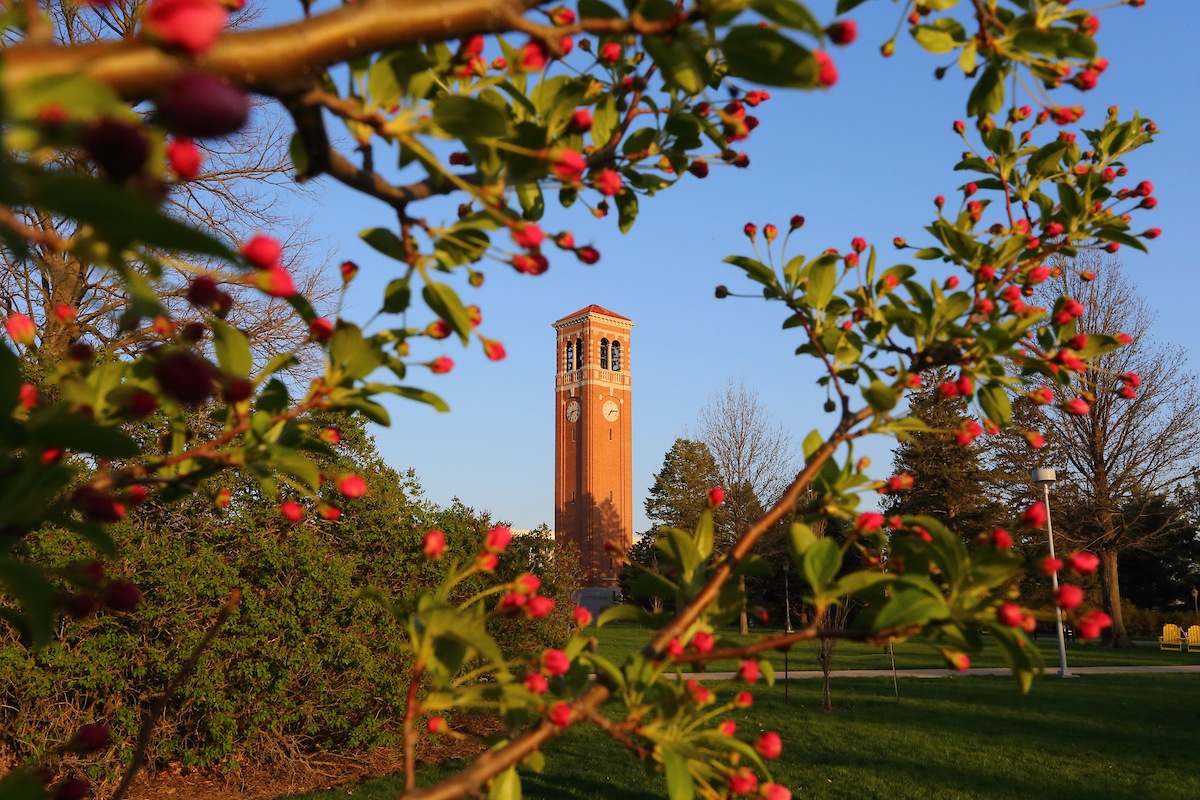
xmin=600 ymin=338 xmax=609 ymax=369
xmin=566 ymin=341 xmax=574 ymax=372
xmin=576 ymin=337 xmax=583 ymax=367
xmin=611 ymin=340 xmax=621 ymax=371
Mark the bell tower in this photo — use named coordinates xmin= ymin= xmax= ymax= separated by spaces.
xmin=553 ymin=306 xmax=634 ymax=596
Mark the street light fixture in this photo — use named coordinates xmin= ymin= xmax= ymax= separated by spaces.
xmin=1033 ymin=468 xmax=1071 ymax=678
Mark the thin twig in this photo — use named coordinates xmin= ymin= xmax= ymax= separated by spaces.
xmin=586 ymin=711 xmax=649 ymax=759
xmin=403 ymin=663 xmax=425 ymax=791
xmin=110 ymin=589 xmax=243 ymax=800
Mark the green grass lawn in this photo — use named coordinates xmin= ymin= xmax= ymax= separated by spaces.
xmin=293 ymin=674 xmax=1200 ymax=800
xmin=592 ymin=624 xmax=1196 ymax=673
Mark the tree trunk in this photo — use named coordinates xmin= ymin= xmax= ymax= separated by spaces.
xmin=738 ymin=574 xmax=748 ymax=636
xmin=1098 ymin=547 xmax=1134 ymax=648
xmin=819 ymin=641 xmax=834 ymax=711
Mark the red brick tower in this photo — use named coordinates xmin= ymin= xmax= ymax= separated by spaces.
xmin=553 ymin=305 xmax=634 ymax=590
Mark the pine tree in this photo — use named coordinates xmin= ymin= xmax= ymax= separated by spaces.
xmin=885 ymin=368 xmax=1002 ymax=536
xmin=644 ymin=438 xmax=726 ymax=536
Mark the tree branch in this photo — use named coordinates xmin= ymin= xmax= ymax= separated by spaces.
xmin=110 ymin=589 xmax=243 ymax=800
xmin=5 ymin=0 xmax=546 ymax=99
xmin=646 ymin=406 xmax=875 ymax=656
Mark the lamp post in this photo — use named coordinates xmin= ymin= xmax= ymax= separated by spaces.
xmin=1033 ymin=468 xmax=1071 ymax=678
xmin=784 ymin=570 xmax=794 ymax=634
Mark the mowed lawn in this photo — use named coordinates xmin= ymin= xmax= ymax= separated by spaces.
xmin=295 ymin=673 xmax=1200 ymax=800
xmin=592 ymin=623 xmax=1197 ymax=672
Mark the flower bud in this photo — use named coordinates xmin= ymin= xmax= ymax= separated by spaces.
xmin=423 ymin=529 xmax=446 ymax=559
xmin=166 ymin=137 xmax=202 ymax=178
xmin=159 ymin=72 xmax=249 ymax=138
xmin=142 ymin=0 xmax=229 ymax=55
xmin=84 ymin=120 xmax=149 ymax=182
xmin=4 ymin=313 xmax=36 ymax=345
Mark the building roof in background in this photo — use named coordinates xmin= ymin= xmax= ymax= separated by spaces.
xmin=554 ymin=305 xmax=631 ymax=323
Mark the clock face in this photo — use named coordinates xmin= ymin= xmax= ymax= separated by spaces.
xmin=565 ymin=400 xmax=580 ymax=422
xmin=602 ymin=400 xmax=620 ymax=422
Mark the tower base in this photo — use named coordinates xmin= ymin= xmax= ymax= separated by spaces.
xmin=573 ymin=586 xmax=622 ymax=620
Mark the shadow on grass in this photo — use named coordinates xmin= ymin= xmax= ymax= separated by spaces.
xmin=294 ymin=675 xmax=1200 ymax=800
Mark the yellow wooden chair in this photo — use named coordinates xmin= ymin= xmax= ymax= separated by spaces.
xmin=1160 ymin=624 xmax=1183 ymax=651
xmin=1186 ymin=626 xmax=1200 ymax=653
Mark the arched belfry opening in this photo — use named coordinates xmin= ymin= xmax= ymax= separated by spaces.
xmin=552 ymin=305 xmax=634 ymax=615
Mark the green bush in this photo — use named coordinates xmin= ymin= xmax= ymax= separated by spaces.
xmin=0 ymin=423 xmax=577 ymax=780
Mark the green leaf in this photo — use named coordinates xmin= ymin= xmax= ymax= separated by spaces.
xmin=752 ymin=0 xmax=823 ymax=36
xmin=31 ymin=176 xmax=233 ymax=259
xmin=957 ymin=40 xmax=977 ymax=74
xmin=643 ymin=33 xmax=710 ymax=95
xmin=862 ymin=379 xmax=898 ymax=412
xmin=724 ymin=255 xmax=776 ymax=288
xmin=722 ymin=26 xmax=817 ymax=89
xmin=830 ymin=570 xmax=895 ymax=597
xmin=387 ymin=46 xmax=435 ymax=95
xmin=521 ymin=750 xmax=546 ymax=774
xmin=662 ymin=749 xmax=694 ymax=800
xmin=32 ymin=419 xmax=138 ymax=458
xmin=329 ymin=324 xmax=383 ymax=380
xmin=422 ymin=282 xmax=472 ymax=345
xmin=760 ymin=659 xmax=776 ymax=687
xmin=434 ymin=95 xmax=509 ymax=139
xmin=505 ymin=121 xmax=550 ymax=182
xmin=803 ymin=537 xmax=841 ymax=589
xmin=835 ymin=0 xmax=871 ymax=12
xmin=516 ymin=183 xmax=545 ymax=222
xmin=977 ymin=383 xmax=1013 ymax=426
xmin=806 ymin=255 xmax=837 ymax=310
xmin=1095 ymin=228 xmax=1149 ymax=253
xmin=597 ymin=604 xmax=650 ymax=627
xmin=211 ymin=320 xmax=253 ymax=378
xmin=912 ymin=19 xmax=966 ymax=54
xmin=873 ymin=589 xmax=950 ymax=630
xmin=622 ymin=127 xmax=657 ymax=156
xmin=616 ymin=189 xmax=639 ymax=233
xmin=0 ymin=558 xmax=53 ymax=648
xmin=367 ymin=55 xmax=403 ymax=110
xmin=632 ymin=570 xmax=678 ymax=599
xmin=590 ymin=95 xmax=619 ymax=149
xmin=383 ymin=278 xmax=411 ymax=313
xmin=489 ymin=766 xmax=521 ymax=800
xmin=360 ymin=228 xmax=408 ymax=261
xmin=579 ymin=0 xmax=622 ymax=17
xmin=0 ymin=765 xmax=52 ymax=800
xmin=391 ymin=386 xmax=450 ymax=413
xmin=289 ymin=132 xmax=310 ymax=174
xmin=257 ymin=352 xmax=299 ymax=382
xmin=734 ymin=554 xmax=774 ymax=578
xmin=270 ymin=448 xmax=322 ymax=492
xmin=9 ymin=73 xmax=126 ymax=123
xmin=694 ymin=510 xmax=714 ymax=561
xmin=1028 ymin=142 xmax=1068 ymax=177
xmin=1013 ymin=28 xmax=1067 ymax=57
xmin=967 ymin=64 xmax=1005 ymax=118
xmin=338 ymin=396 xmax=390 ymax=425
xmin=789 ymin=522 xmax=818 ymax=558
xmin=802 ymin=430 xmax=823 ymax=462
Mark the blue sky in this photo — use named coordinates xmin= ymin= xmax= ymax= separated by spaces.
xmin=271 ymin=1 xmax=1198 ymax=533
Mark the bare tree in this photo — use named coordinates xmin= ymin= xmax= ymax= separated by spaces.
xmin=1030 ymin=250 xmax=1200 ymax=646
xmin=694 ymin=377 xmax=795 ymax=634
xmin=805 ymin=599 xmax=853 ymax=711
xmin=0 ymin=1 xmax=336 ymax=371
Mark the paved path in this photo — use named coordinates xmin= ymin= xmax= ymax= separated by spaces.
xmin=667 ymin=664 xmax=1200 ymax=680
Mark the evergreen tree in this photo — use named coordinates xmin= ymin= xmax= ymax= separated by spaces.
xmin=644 ymin=438 xmax=727 ymax=537
xmin=885 ymin=368 xmax=1002 ymax=536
